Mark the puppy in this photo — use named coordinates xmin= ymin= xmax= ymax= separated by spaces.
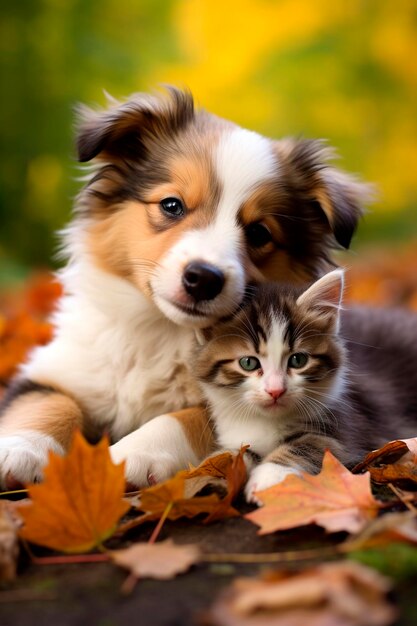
xmin=0 ymin=87 xmax=369 ymax=489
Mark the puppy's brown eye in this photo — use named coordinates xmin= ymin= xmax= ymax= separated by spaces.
xmin=160 ymin=197 xmax=184 ymax=218
xmin=245 ymin=222 xmax=272 ymax=248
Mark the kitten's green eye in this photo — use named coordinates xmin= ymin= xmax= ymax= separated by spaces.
xmin=239 ymin=357 xmax=261 ymax=372
xmin=288 ymin=353 xmax=308 ymax=369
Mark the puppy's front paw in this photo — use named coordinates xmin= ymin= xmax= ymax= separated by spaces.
xmin=245 ymin=462 xmax=300 ymax=505
xmin=0 ymin=432 xmax=63 ymax=490
xmin=110 ymin=444 xmax=180 ymax=488
xmin=110 ymin=414 xmax=200 ymax=489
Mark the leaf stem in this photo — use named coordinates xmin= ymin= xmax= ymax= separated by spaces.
xmin=148 ymin=501 xmax=173 ymax=544
xmin=30 ymin=553 xmax=110 ymax=565
xmin=0 ymin=488 xmax=28 ymax=497
xmin=120 ymin=572 xmax=139 ymax=595
xmin=388 ymin=483 xmax=417 ymax=514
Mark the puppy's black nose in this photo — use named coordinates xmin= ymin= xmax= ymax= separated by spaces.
xmin=182 ymin=262 xmax=225 ymax=302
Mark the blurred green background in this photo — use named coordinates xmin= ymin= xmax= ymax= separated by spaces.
xmin=1 ymin=0 xmax=416 ymax=284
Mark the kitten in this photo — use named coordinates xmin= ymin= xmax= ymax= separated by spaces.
xmin=194 ymin=270 xmax=417 ymax=503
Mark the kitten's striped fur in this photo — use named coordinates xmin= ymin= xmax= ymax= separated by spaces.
xmin=195 ymin=271 xmax=417 ymax=502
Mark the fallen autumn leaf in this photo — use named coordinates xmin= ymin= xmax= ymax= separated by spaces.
xmin=246 ymin=450 xmax=380 ymax=535
xmin=111 ymin=539 xmax=200 ymax=580
xmin=0 ymin=502 xmax=19 ymax=581
xmin=118 ymin=447 xmax=247 ymax=535
xmin=18 ymin=431 xmax=129 ymax=553
xmin=353 ymin=438 xmax=417 ymax=488
xmin=203 ymin=561 xmax=396 ymax=626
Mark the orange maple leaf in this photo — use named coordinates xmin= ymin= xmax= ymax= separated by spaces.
xmin=0 ymin=272 xmax=61 ymax=383
xmin=246 ymin=451 xmax=380 ymax=535
xmin=18 ymin=431 xmax=129 ymax=553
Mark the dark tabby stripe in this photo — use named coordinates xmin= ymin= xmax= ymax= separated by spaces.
xmin=245 ymin=448 xmax=261 ymax=464
xmin=255 ymin=322 xmax=267 ymax=344
xmin=216 ymin=368 xmax=246 ymax=387
xmin=205 ymin=359 xmax=235 ymax=382
xmin=303 ymin=353 xmax=337 ymax=382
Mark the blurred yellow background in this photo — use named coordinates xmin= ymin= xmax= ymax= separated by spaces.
xmin=1 ymin=0 xmax=416 ymax=279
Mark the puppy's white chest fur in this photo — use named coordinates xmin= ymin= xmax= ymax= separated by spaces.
xmin=22 ymin=262 xmax=202 ymax=440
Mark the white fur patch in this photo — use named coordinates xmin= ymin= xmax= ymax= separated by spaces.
xmin=260 ymin=316 xmax=287 ymax=394
xmin=152 ymin=225 xmax=247 ymax=327
xmin=110 ymin=414 xmax=199 ymax=487
xmin=215 ymin=128 xmax=277 ymax=220
xmin=245 ymin=462 xmax=301 ymax=504
xmin=0 ymin=431 xmax=64 ymax=488
xmin=151 ymin=128 xmax=278 ymax=326
xmin=23 ymin=261 xmax=201 ymax=441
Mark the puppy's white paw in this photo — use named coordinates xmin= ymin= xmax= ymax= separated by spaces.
xmin=110 ymin=446 xmax=181 ymax=488
xmin=0 ymin=432 xmax=63 ymax=490
xmin=110 ymin=414 xmax=199 ymax=488
xmin=245 ymin=462 xmax=300 ymax=505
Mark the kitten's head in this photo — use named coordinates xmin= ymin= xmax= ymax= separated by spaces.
xmin=194 ymin=270 xmax=345 ymax=419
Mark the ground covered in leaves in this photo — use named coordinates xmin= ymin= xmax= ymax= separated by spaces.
xmin=2 ymin=415 xmax=417 ymax=625
xmin=1 ymin=241 xmax=417 ymax=626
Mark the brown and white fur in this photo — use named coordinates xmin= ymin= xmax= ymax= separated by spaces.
xmin=0 ymin=87 xmax=369 ymax=489
xmin=194 ymin=270 xmax=417 ymax=503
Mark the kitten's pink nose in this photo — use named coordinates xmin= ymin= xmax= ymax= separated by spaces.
xmin=266 ymin=387 xmax=286 ymax=400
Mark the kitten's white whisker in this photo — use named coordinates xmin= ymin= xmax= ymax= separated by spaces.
xmin=302 ymin=394 xmax=340 ymax=432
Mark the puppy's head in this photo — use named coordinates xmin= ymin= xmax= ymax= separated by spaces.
xmin=75 ymin=87 xmax=370 ymax=327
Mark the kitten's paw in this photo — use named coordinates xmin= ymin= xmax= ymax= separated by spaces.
xmin=0 ymin=432 xmax=63 ymax=490
xmin=245 ymin=462 xmax=300 ymax=505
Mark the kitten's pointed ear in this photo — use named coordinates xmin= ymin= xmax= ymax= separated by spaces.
xmin=296 ymin=270 xmax=344 ymax=316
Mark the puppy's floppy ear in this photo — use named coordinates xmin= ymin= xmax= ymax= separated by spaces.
xmin=276 ymin=139 xmax=373 ymax=249
xmin=75 ymin=86 xmax=194 ymax=162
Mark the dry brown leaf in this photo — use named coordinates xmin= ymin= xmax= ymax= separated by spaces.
xmin=111 ymin=539 xmax=200 ymax=580
xmin=204 ymin=446 xmax=247 ymax=523
xmin=203 ymin=561 xmax=396 ymax=626
xmin=246 ymin=451 xmax=380 ymax=535
xmin=353 ymin=438 xmax=417 ymax=488
xmin=118 ymin=448 xmax=247 ymax=534
xmin=0 ymin=503 xmax=19 ymax=581
xmin=139 ymin=471 xmax=230 ymax=519
xmin=188 ymin=451 xmax=236 ymax=479
xmin=183 ymin=450 xmax=240 ymax=498
xmin=18 ymin=431 xmax=130 ymax=553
